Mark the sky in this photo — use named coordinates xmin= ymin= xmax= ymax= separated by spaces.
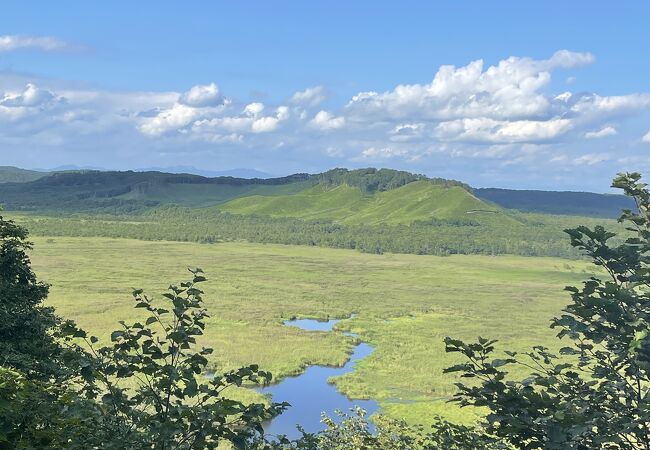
xmin=1 ymin=1 xmax=650 ymax=191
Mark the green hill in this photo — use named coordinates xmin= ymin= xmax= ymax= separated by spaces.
xmin=0 ymin=166 xmax=630 ymax=224
xmin=0 ymin=168 xmax=477 ymax=222
xmin=0 ymin=170 xmax=311 ymax=213
xmin=0 ymin=166 xmax=48 ymax=183
xmin=219 ymin=180 xmax=505 ymax=225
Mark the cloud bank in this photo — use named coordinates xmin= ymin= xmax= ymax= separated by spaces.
xmin=2 ymin=49 xmax=650 ymax=190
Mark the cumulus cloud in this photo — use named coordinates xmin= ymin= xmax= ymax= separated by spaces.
xmin=3 ymin=50 xmax=650 ymax=192
xmin=178 ymin=83 xmax=224 ymax=107
xmin=310 ymin=110 xmax=345 ymax=130
xmin=290 ymin=86 xmax=328 ymax=107
xmin=0 ymin=83 xmax=57 ymax=107
xmin=434 ymin=118 xmax=573 ymax=143
xmin=345 ymin=50 xmax=595 ymax=124
xmin=0 ymin=35 xmax=72 ymax=52
xmin=244 ymin=102 xmax=265 ymax=116
xmin=585 ymin=126 xmax=617 ymax=139
xmin=139 ymin=104 xmax=198 ymax=136
xmin=643 ymin=130 xmax=650 ymax=143
xmin=185 ymin=103 xmax=288 ymax=140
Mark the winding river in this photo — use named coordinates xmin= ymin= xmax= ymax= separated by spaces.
xmin=256 ymin=318 xmax=379 ymax=439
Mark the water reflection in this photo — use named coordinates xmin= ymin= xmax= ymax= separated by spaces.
xmin=257 ymin=317 xmax=379 ymax=439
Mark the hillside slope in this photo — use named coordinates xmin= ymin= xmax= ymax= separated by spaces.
xmin=0 ymin=166 xmax=49 ymax=183
xmin=219 ymin=180 xmax=506 ymax=225
xmin=0 ymin=170 xmax=311 ymax=212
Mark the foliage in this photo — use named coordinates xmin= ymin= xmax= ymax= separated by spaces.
xmin=0 ymin=244 xmax=286 ymax=449
xmin=252 ymin=408 xmax=505 ymax=449
xmin=0 ymin=213 xmax=65 ymax=379
xmin=444 ymin=172 xmax=650 ymax=449
xmin=16 ymin=205 xmax=624 ymax=258
xmin=57 ymin=268 xmax=287 ymax=449
xmin=0 ymin=366 xmax=99 ymax=449
xmin=316 ymin=168 xmax=470 ymax=193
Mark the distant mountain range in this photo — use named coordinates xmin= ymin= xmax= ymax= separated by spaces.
xmin=0 ymin=165 xmax=634 ymax=219
xmin=136 ymin=166 xmax=272 ymax=179
xmin=474 ymin=188 xmax=634 ymax=219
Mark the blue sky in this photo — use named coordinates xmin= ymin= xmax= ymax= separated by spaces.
xmin=1 ymin=1 xmax=650 ymax=191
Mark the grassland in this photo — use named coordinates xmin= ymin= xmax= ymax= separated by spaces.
xmin=27 ymin=235 xmax=595 ymax=424
xmin=218 ymin=181 xmax=505 ymax=225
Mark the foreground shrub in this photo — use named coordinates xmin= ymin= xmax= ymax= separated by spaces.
xmin=445 ymin=172 xmax=650 ymax=449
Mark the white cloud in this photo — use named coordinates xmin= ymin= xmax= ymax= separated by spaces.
xmin=310 ymin=110 xmax=345 ymax=130
xmin=0 ymin=35 xmax=72 ymax=52
xmin=570 ymin=93 xmax=650 ymax=118
xmin=276 ymin=106 xmax=289 ymax=120
xmin=585 ymin=126 xmax=617 ymax=139
xmin=546 ymin=49 xmax=595 ymax=68
xmin=290 ymin=86 xmax=327 ymax=107
xmin=434 ymin=118 xmax=573 ymax=143
xmin=389 ymin=123 xmax=425 ymax=142
xmin=186 ymin=102 xmax=288 ymax=139
xmin=0 ymin=83 xmax=57 ymax=107
xmin=345 ymin=50 xmax=595 ymax=124
xmin=139 ymin=104 xmax=198 ymax=136
xmin=642 ymin=130 xmax=650 ymax=143
xmin=178 ymin=83 xmax=224 ymax=107
xmin=3 ymin=50 xmax=650 ymax=192
xmin=251 ymin=116 xmax=279 ymax=133
xmin=358 ymin=146 xmax=409 ymax=160
xmin=244 ymin=102 xmax=265 ymax=116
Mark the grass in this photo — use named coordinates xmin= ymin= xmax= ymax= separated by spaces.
xmin=218 ymin=181 xmax=507 ymax=225
xmin=28 ymin=235 xmax=595 ymax=425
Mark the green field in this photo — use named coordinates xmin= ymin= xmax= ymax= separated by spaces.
xmin=28 ymin=235 xmax=595 ymax=424
xmin=218 ymin=181 xmax=504 ymax=225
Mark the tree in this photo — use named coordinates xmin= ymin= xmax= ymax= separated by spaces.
xmin=444 ymin=172 xmax=650 ymax=449
xmin=0 ymin=213 xmax=64 ymax=379
xmin=253 ymin=408 xmax=504 ymax=449
xmin=1 ymin=254 xmax=286 ymax=448
xmin=60 ymin=268 xmax=287 ymax=449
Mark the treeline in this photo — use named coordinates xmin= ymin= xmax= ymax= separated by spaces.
xmin=17 ymin=205 xmax=622 ymax=258
xmin=317 ymin=167 xmax=471 ymax=193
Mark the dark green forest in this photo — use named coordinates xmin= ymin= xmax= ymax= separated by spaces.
xmin=17 ymin=206 xmax=624 ymax=259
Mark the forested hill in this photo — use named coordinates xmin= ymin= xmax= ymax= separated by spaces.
xmin=0 ymin=167 xmax=470 ymax=215
xmin=0 ymin=169 xmax=311 ymax=212
xmin=0 ymin=166 xmax=633 ymax=220
xmin=475 ymin=188 xmax=634 ymax=218
xmin=0 ymin=166 xmax=49 ymax=183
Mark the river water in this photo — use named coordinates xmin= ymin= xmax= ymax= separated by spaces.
xmin=256 ymin=318 xmax=379 ymax=439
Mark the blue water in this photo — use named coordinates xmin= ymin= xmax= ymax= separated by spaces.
xmin=257 ymin=318 xmax=379 ymax=439
xmin=283 ymin=318 xmax=341 ymax=332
